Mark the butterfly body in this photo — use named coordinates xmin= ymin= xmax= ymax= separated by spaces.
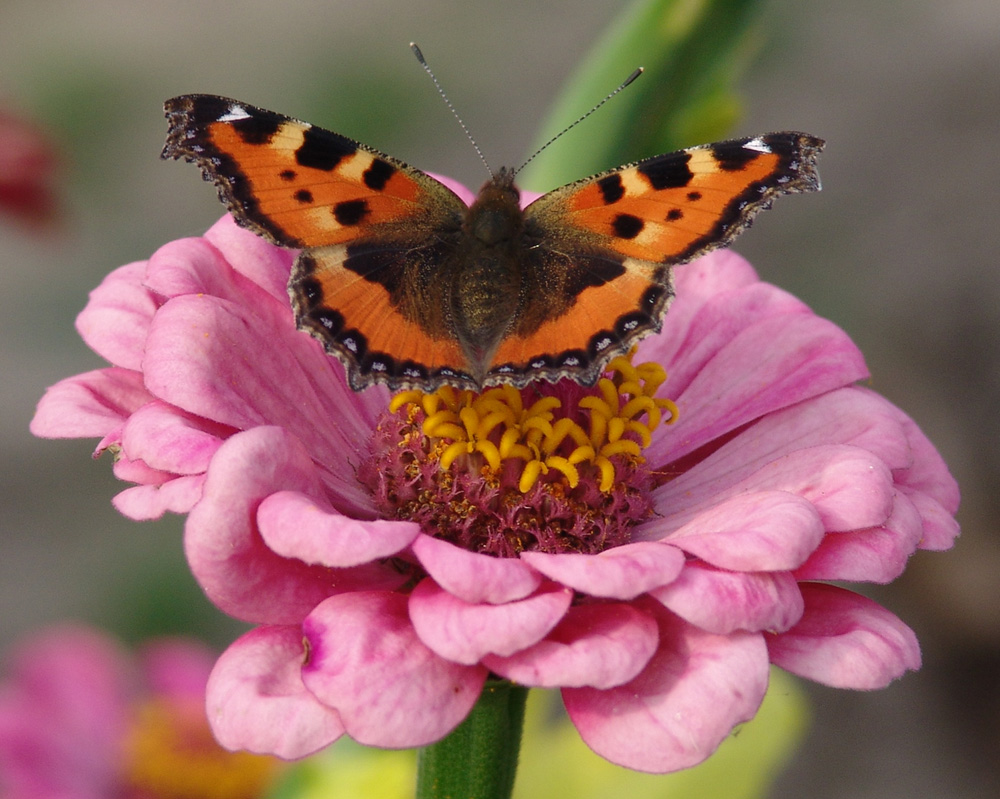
xmin=163 ymin=94 xmax=824 ymax=392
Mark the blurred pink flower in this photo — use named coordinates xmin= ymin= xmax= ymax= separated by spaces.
xmin=32 ymin=199 xmax=959 ymax=773
xmin=0 ymin=108 xmax=59 ymax=227
xmin=0 ymin=625 xmax=280 ymax=799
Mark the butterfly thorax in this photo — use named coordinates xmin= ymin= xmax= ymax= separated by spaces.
xmin=449 ymin=170 xmax=527 ymax=378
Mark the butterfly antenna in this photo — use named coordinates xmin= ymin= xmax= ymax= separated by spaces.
xmin=514 ymin=67 xmax=644 ymax=176
xmin=411 ymin=42 xmax=495 ymax=179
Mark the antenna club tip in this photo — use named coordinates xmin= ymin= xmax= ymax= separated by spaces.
xmin=410 ymin=42 xmax=426 ymax=62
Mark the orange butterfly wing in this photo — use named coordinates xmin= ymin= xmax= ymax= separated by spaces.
xmin=486 ymin=133 xmax=825 ymax=386
xmin=162 ymin=94 xmax=478 ymax=389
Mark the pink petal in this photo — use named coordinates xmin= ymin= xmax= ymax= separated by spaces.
xmin=139 ymin=638 xmax=215 ymax=700
xmin=483 ymin=602 xmax=659 ymax=688
xmin=650 ymin=562 xmax=804 ymax=634
xmin=185 ymin=426 xmax=400 ymax=624
xmin=409 ymin=579 xmax=573 ymax=664
xmin=112 ymin=474 xmax=205 ymax=520
xmin=564 ymin=606 xmax=769 ymax=773
xmin=74 ymin=261 xmax=157 ymax=371
xmin=648 ymin=293 xmax=868 ymax=466
xmin=655 ymin=445 xmax=896 ymax=539
xmin=766 ymin=583 xmax=921 ymax=689
xmin=143 ymin=293 xmax=377 ymax=517
xmin=904 ymin=487 xmax=961 ymax=551
xmin=519 ymin=541 xmax=685 ymax=599
xmin=206 ymin=625 xmax=344 ymax=758
xmin=30 ymin=368 xmax=151 ymax=439
xmin=120 ymin=401 xmax=227 ymax=475
xmin=410 ymin=534 xmax=542 ymax=604
xmin=258 ymin=489 xmax=419 ymax=567
xmin=204 ymin=213 xmax=296 ymax=305
xmin=302 ymin=591 xmax=486 ymax=747
xmin=795 ymin=490 xmax=923 ymax=583
xmin=651 ymin=491 xmax=824 ymax=571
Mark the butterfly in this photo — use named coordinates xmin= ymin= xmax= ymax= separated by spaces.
xmin=162 ymin=93 xmax=823 ymax=392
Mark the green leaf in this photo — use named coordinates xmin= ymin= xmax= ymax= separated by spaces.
xmin=518 ymin=0 xmax=765 ymax=192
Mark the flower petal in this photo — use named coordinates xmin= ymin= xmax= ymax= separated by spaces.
xmin=185 ymin=426 xmax=401 ymax=624
xmin=30 ymin=368 xmax=151 ymax=439
xmin=564 ymin=606 xmax=769 ymax=773
xmin=655 ymin=444 xmax=895 ymax=540
xmin=302 ymin=591 xmax=486 ymax=747
xmin=648 ymin=277 xmax=868 ymax=465
xmin=794 ymin=490 xmax=923 ymax=583
xmin=204 ymin=214 xmax=296 ymax=305
xmin=483 ymin=602 xmax=659 ymax=688
xmin=766 ymin=583 xmax=920 ymax=688
xmin=74 ymin=261 xmax=157 ymax=371
xmin=650 ymin=562 xmax=804 ymax=634
xmin=519 ymin=541 xmax=685 ymax=599
xmin=258 ymin=490 xmax=420 ymax=568
xmin=120 ymin=400 xmax=227 ymax=475
xmin=409 ymin=579 xmax=573 ymax=665
xmin=143 ymin=293 xmax=378 ymax=517
xmin=652 ymin=491 xmax=824 ymax=571
xmin=112 ymin=474 xmax=205 ymax=520
xmin=206 ymin=625 xmax=344 ymax=759
xmin=410 ymin=534 xmax=543 ymax=604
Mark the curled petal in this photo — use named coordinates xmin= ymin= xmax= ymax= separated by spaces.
xmin=795 ymin=491 xmax=923 ymax=583
xmin=650 ymin=563 xmax=804 ymax=634
xmin=120 ymin=401 xmax=227 ymax=475
xmin=31 ymin=368 xmax=151 ymax=439
xmin=112 ymin=474 xmax=205 ymax=520
xmin=206 ymin=625 xmax=344 ymax=759
xmin=75 ymin=261 xmax=157 ymax=370
xmin=654 ymin=491 xmax=823 ymax=571
xmin=409 ymin=579 xmax=572 ymax=665
xmin=185 ymin=427 xmax=401 ymax=624
xmin=766 ymin=583 xmax=920 ymax=689
xmin=258 ymin=490 xmax=419 ymax=568
xmin=302 ymin=591 xmax=486 ymax=747
xmin=410 ymin=534 xmax=542 ymax=604
xmin=483 ymin=602 xmax=659 ymax=689
xmin=519 ymin=541 xmax=685 ymax=599
xmin=564 ymin=606 xmax=769 ymax=773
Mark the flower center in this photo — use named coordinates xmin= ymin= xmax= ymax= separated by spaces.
xmin=360 ymin=353 xmax=677 ymax=557
xmin=121 ymin=697 xmax=280 ymax=799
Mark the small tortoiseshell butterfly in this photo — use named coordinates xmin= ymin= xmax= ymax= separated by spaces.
xmin=162 ymin=93 xmax=823 ymax=392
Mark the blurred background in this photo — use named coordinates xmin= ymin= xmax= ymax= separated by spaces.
xmin=1 ymin=1 xmax=996 ymax=796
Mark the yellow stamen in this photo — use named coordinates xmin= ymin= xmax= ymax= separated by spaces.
xmin=391 ymin=351 xmax=677 ymax=494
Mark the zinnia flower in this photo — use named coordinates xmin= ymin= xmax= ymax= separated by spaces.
xmin=32 ymin=180 xmax=959 ymax=773
xmin=0 ymin=625 xmax=281 ymax=798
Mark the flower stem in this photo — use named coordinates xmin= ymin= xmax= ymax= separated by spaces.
xmin=415 ymin=680 xmax=529 ymax=799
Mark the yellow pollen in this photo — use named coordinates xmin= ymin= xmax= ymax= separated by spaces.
xmin=392 ymin=352 xmax=678 ymax=494
xmin=122 ymin=698 xmax=280 ymax=799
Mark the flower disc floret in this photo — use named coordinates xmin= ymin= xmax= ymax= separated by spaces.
xmin=362 ymin=353 xmax=676 ymax=557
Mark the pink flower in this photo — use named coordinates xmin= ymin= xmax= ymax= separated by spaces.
xmin=0 ymin=108 xmax=59 ymax=227
xmin=32 ymin=199 xmax=959 ymax=773
xmin=0 ymin=625 xmax=281 ymax=798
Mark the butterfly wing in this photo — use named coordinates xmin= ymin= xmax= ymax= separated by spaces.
xmin=162 ymin=94 xmax=477 ymax=390
xmin=487 ymin=132 xmax=825 ymax=386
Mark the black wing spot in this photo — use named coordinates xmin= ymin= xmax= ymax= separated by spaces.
xmin=687 ymin=190 xmax=702 ymax=201
xmin=363 ymin=159 xmax=396 ymax=191
xmin=612 ymin=213 xmax=644 ymax=240
xmin=294 ymin=189 xmax=314 ymax=204
xmin=279 ymin=169 xmax=297 ymax=181
xmin=296 ymin=127 xmax=354 ymax=171
xmin=638 ymin=154 xmax=693 ymax=189
xmin=666 ymin=209 xmax=683 ymax=221
xmin=597 ymin=174 xmax=625 ymax=204
xmin=710 ymin=141 xmax=762 ymax=171
xmin=334 ymin=199 xmax=369 ymax=226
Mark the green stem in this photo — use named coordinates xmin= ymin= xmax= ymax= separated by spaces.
xmin=415 ymin=680 xmax=529 ymax=799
